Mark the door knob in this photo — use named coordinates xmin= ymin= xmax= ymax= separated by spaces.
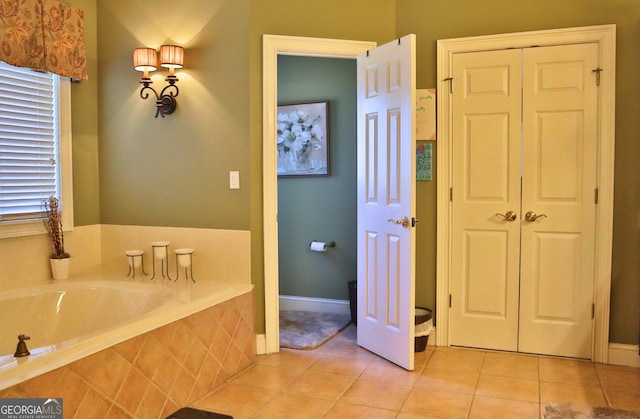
xmin=495 ymin=211 xmax=517 ymax=222
xmin=387 ymin=216 xmax=410 ymax=228
xmin=525 ymin=211 xmax=547 ymax=222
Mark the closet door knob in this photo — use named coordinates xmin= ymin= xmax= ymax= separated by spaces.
xmin=495 ymin=211 xmax=517 ymax=222
xmin=525 ymin=211 xmax=547 ymax=222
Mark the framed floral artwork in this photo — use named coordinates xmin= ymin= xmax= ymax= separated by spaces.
xmin=277 ymin=101 xmax=330 ymax=177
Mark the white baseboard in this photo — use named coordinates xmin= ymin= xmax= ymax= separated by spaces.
xmin=608 ymin=343 xmax=640 ymax=368
xmin=279 ymin=295 xmax=351 ymax=315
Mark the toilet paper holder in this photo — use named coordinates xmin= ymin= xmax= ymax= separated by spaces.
xmin=309 ymin=240 xmax=336 ymax=249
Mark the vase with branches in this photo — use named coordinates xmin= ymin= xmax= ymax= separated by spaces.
xmin=43 ymin=196 xmax=70 ymax=279
xmin=43 ymin=196 xmax=69 ymax=259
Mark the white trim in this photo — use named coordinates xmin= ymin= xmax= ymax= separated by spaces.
xmin=262 ymin=35 xmax=376 ymax=354
xmin=279 ymin=295 xmax=350 ymax=315
xmin=0 ymin=78 xmax=74 ymax=239
xmin=436 ymin=25 xmax=616 ymax=363
xmin=608 ymin=343 xmax=640 ymax=368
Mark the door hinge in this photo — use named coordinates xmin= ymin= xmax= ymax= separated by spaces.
xmin=449 ymin=294 xmax=452 ymax=308
xmin=591 ymin=303 xmax=595 ymax=319
xmin=592 ymin=68 xmax=603 ymax=86
xmin=449 ymin=187 xmax=453 ymax=202
xmin=444 ymin=77 xmax=453 ymax=93
xmin=594 ymin=188 xmax=599 ymax=204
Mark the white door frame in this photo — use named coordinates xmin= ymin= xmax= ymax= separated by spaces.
xmin=262 ymin=35 xmax=376 ymax=354
xmin=436 ymin=25 xmax=616 ymax=363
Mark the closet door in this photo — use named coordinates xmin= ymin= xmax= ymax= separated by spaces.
xmin=519 ymin=44 xmax=598 ymax=358
xmin=449 ymin=49 xmax=522 ymax=351
xmin=450 ymin=44 xmax=598 ymax=358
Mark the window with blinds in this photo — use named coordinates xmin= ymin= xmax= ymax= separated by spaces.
xmin=0 ymin=61 xmax=72 ymax=237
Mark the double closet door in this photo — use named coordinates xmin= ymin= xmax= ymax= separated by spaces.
xmin=449 ymin=44 xmax=598 ymax=359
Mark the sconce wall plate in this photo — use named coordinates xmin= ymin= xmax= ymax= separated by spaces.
xmin=133 ymin=45 xmax=184 ymax=118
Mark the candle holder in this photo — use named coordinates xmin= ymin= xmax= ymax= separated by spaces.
xmin=125 ymin=250 xmax=147 ymax=278
xmin=151 ymin=241 xmax=173 ymax=281
xmin=174 ymin=248 xmax=195 ymax=283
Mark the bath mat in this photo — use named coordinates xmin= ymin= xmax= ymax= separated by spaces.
xmin=544 ymin=402 xmax=640 ymax=418
xmin=279 ymin=310 xmax=351 ymax=350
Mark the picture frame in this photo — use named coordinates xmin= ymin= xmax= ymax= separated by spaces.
xmin=277 ymin=101 xmax=330 ymax=177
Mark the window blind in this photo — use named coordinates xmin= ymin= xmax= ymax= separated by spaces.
xmin=0 ymin=61 xmax=60 ymax=222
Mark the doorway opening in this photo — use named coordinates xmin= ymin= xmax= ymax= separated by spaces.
xmin=262 ymin=35 xmax=375 ymax=354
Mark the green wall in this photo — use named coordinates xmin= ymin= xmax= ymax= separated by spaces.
xmin=96 ymin=0 xmax=251 ymax=229
xmin=68 ymin=0 xmax=99 ymax=226
xmin=277 ymin=56 xmax=357 ymax=300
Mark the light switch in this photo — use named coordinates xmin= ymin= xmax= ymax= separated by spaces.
xmin=229 ymin=171 xmax=240 ymax=189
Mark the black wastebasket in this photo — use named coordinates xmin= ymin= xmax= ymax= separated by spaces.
xmin=348 ymin=280 xmax=357 ymax=326
xmin=415 ymin=307 xmax=433 ymax=352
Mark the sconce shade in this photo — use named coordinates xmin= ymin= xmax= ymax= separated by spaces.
xmin=133 ymin=48 xmax=158 ymax=72
xmin=159 ymin=45 xmax=184 ymax=69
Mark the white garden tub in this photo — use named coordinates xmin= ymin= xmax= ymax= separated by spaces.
xmin=0 ymin=274 xmax=253 ymax=390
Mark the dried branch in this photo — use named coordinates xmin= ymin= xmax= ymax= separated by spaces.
xmin=42 ymin=196 xmax=70 ymax=259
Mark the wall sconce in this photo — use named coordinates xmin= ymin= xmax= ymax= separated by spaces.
xmin=133 ymin=45 xmax=184 ymax=118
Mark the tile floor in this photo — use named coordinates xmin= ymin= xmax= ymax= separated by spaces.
xmin=194 ymin=325 xmax=640 ymax=418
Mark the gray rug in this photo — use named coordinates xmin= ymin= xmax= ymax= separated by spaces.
xmin=279 ymin=310 xmax=351 ymax=350
xmin=545 ymin=403 xmax=640 ymax=418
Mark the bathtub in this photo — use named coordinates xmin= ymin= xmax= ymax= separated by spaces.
xmin=0 ymin=274 xmax=254 ymax=393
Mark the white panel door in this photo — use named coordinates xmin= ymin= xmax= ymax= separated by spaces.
xmin=450 ymin=49 xmax=523 ymax=351
xmin=450 ymin=44 xmax=598 ymax=358
xmin=357 ymin=35 xmax=416 ymax=370
xmin=519 ymin=44 xmax=598 ymax=358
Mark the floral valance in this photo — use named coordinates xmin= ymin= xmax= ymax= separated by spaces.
xmin=0 ymin=0 xmax=87 ymax=80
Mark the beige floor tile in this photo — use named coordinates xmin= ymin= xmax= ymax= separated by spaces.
xmin=401 ymin=387 xmax=473 ymax=418
xmin=229 ymin=364 xmax=303 ymax=392
xmin=540 ymin=381 xmax=607 ymax=406
xmin=360 ymin=357 xmax=423 ymax=386
xmin=468 ymin=395 xmax=539 ymax=419
xmin=481 ymin=351 xmax=539 ymax=380
xmin=257 ymin=348 xmax=322 ymax=370
xmin=414 ymin=347 xmax=434 ymax=369
xmin=195 ymin=383 xmax=277 ymax=417
xmin=252 ymin=392 xmax=334 ymax=419
xmin=427 ymin=347 xmax=486 ymax=373
xmin=308 ymin=353 xmax=372 ymax=377
xmin=396 ymin=413 xmax=443 ymax=419
xmin=324 ymin=402 xmax=398 ymax=418
xmin=415 ymin=366 xmax=479 ymax=394
xmin=539 ymin=357 xmax=600 ymax=387
xmin=598 ymin=366 xmax=640 ymax=411
xmin=322 ymin=339 xmax=379 ymax=361
xmin=282 ymin=370 xmax=355 ymax=401
xmin=339 ymin=379 xmax=412 ymax=411
xmin=475 ymin=374 xmax=539 ymax=403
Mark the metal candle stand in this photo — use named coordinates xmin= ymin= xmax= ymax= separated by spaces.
xmin=125 ymin=250 xmax=147 ymax=278
xmin=151 ymin=241 xmax=174 ymax=281
xmin=174 ymin=248 xmax=195 ymax=283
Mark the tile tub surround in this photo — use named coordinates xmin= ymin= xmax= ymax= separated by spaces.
xmin=0 ymin=290 xmax=256 ymax=419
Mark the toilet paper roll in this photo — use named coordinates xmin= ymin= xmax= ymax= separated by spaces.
xmin=310 ymin=241 xmax=327 ymax=252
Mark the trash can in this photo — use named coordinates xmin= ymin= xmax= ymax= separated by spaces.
xmin=415 ymin=307 xmax=433 ymax=352
xmin=348 ymin=280 xmax=357 ymax=326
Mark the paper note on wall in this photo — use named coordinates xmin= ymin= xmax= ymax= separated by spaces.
xmin=416 ymin=88 xmax=436 ymax=141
